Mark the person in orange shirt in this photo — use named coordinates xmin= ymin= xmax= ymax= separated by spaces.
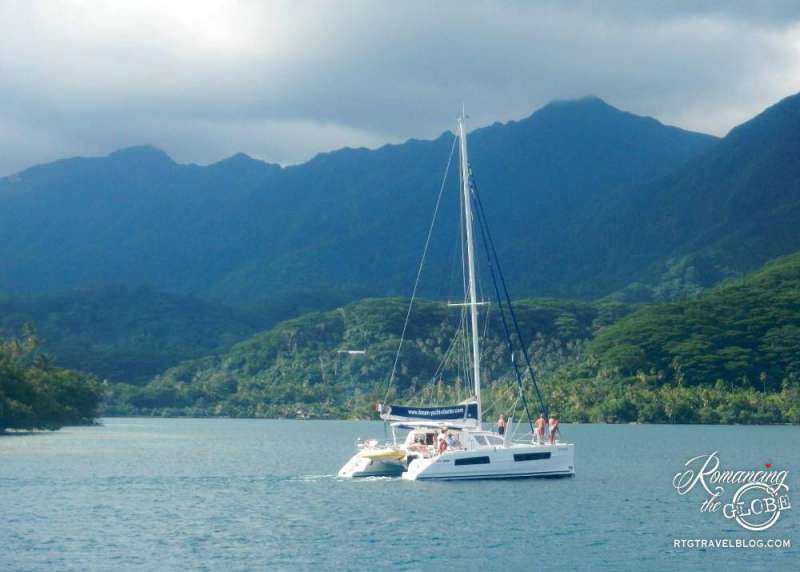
xmin=534 ymin=412 xmax=545 ymax=444
xmin=548 ymin=414 xmax=560 ymax=445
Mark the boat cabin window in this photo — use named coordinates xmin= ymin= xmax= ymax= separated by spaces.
xmin=472 ymin=434 xmax=503 ymax=447
xmin=412 ymin=432 xmax=436 ymax=446
xmin=447 ymin=431 xmax=463 ymax=448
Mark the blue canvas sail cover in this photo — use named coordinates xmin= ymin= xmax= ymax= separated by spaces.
xmin=382 ymin=402 xmax=478 ymax=421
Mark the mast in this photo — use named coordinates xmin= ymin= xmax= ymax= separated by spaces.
xmin=458 ymin=111 xmax=482 ymax=425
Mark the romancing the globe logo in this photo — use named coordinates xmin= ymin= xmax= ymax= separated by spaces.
xmin=673 ymin=451 xmax=792 ymax=532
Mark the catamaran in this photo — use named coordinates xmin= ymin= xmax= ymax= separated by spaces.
xmin=338 ymin=112 xmax=575 ymax=481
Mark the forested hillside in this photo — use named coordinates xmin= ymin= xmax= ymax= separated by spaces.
xmin=591 ymin=251 xmax=800 ymax=389
xmin=106 ymin=253 xmax=800 ymax=424
xmin=0 ymin=329 xmax=101 ymax=431
xmin=108 ymin=298 xmax=630 ymax=418
xmin=0 ymin=285 xmax=358 ymax=384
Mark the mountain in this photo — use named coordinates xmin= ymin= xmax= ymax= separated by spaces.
xmin=0 ymin=98 xmax=717 ymax=302
xmin=0 ymin=146 xmax=282 ymax=296
xmin=0 ymin=285 xmax=357 ymax=384
xmin=589 ymin=92 xmax=800 ymax=300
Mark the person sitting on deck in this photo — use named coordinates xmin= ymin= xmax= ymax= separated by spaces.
xmin=496 ymin=415 xmax=506 ymax=436
xmin=409 ymin=432 xmax=429 ymax=453
xmin=534 ymin=412 xmax=545 ymax=445
xmin=548 ymin=414 xmax=560 ymax=445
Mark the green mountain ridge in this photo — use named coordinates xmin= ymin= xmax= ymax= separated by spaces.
xmin=588 ymin=92 xmax=800 ymax=300
xmin=0 ymin=96 xmax=718 ymax=302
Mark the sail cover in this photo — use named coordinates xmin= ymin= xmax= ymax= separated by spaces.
xmin=382 ymin=402 xmax=478 ymax=422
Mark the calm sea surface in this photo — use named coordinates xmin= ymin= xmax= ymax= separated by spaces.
xmin=1 ymin=419 xmax=797 ymax=571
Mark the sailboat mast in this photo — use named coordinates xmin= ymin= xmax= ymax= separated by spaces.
xmin=458 ymin=112 xmax=482 ymax=425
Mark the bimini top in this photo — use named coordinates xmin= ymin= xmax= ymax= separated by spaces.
xmin=380 ymin=402 xmax=478 ymax=424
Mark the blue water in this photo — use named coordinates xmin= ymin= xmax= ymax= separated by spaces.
xmin=1 ymin=419 xmax=797 ymax=571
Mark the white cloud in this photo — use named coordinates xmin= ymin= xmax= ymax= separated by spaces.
xmin=1 ymin=1 xmax=799 ymax=174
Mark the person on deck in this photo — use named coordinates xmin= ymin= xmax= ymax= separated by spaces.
xmin=549 ymin=414 xmax=560 ymax=445
xmin=496 ymin=415 xmax=506 ymax=436
xmin=534 ymin=412 xmax=545 ymax=445
xmin=437 ymin=428 xmax=449 ymax=455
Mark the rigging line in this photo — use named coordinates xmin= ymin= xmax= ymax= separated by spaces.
xmin=504 ymin=391 xmax=521 ymax=439
xmin=471 ymin=183 xmax=550 ymax=427
xmin=462 ymin=307 xmax=473 ymax=394
xmin=382 ymin=134 xmax=459 ymax=403
xmin=448 ymin=310 xmax=464 ymax=400
xmin=458 ymin=147 xmax=468 ymax=303
xmin=458 ymin=155 xmax=471 ymax=363
xmin=471 ymin=186 xmax=536 ymax=434
xmin=483 ymin=380 xmax=512 ymax=420
xmin=507 ymin=392 xmax=521 ymax=419
xmin=482 ymin=292 xmax=491 ymax=341
xmin=456 ymin=171 xmax=470 ymax=400
xmin=457 ymin=316 xmax=468 ymax=399
xmin=459 ymin=165 xmax=476 ymax=400
xmin=458 ymin=306 xmax=467 ymax=400
xmin=444 ymin=191 xmax=464 ymax=304
xmin=430 ymin=319 xmax=462 ymax=384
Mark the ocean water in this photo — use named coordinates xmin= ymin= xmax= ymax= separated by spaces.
xmin=1 ymin=419 xmax=797 ymax=571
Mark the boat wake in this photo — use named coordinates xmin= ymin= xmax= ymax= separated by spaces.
xmin=356 ymin=476 xmax=397 ymax=482
xmin=291 ymin=474 xmax=338 ymax=482
xmin=292 ymin=473 xmax=399 ymax=483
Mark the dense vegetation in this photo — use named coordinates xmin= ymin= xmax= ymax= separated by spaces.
xmin=106 ymin=252 xmax=800 ymax=424
xmin=592 ymin=252 xmax=800 ymax=388
xmin=106 ymin=297 xmax=629 ymax=418
xmin=0 ymin=328 xmax=101 ymax=431
xmin=0 ymin=285 xmax=360 ymax=385
xmin=0 ymin=97 xmax=717 ymax=303
xmin=521 ymin=252 xmax=800 ymax=425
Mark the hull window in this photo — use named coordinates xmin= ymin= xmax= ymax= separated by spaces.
xmin=454 ymin=456 xmax=491 ymax=466
xmin=514 ymin=452 xmax=551 ymax=462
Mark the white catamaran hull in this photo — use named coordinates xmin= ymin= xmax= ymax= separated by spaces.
xmin=402 ymin=443 xmax=574 ymax=481
xmin=338 ymin=450 xmax=406 ymax=478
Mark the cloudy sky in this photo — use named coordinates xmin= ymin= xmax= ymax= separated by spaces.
xmin=1 ymin=0 xmax=799 ymax=175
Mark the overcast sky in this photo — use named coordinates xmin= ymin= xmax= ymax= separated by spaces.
xmin=1 ymin=0 xmax=799 ymax=175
